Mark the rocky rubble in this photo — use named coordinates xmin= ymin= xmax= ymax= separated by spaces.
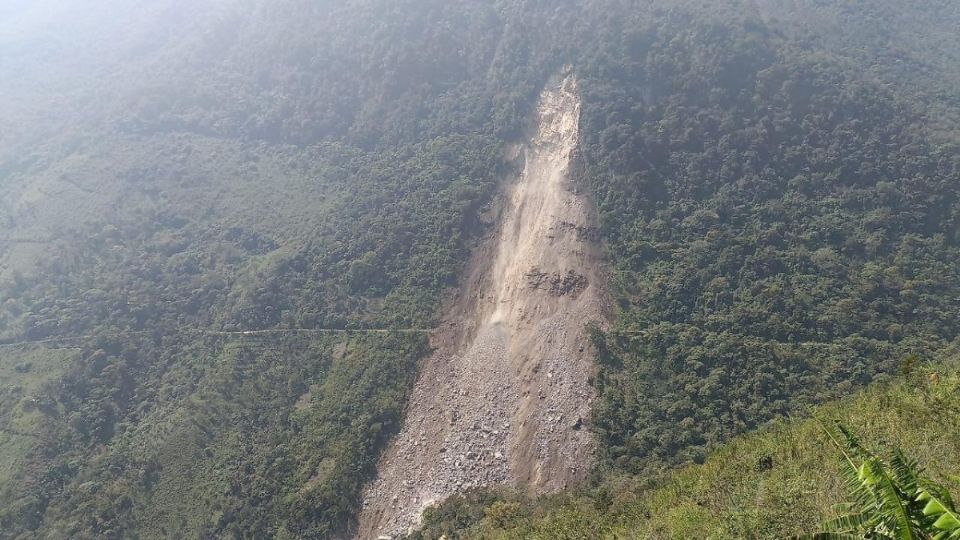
xmin=356 ymin=73 xmax=610 ymax=540
xmin=525 ymin=267 xmax=589 ymax=297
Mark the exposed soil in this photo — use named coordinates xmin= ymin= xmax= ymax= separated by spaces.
xmin=356 ymin=74 xmax=610 ymax=539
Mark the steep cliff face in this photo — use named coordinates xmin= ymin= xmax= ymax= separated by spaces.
xmin=357 ymin=74 xmax=610 ymax=539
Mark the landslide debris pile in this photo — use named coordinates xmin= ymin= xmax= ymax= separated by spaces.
xmin=357 ymin=75 xmax=610 ymax=539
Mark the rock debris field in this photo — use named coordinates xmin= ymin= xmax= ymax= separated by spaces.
xmin=356 ymin=74 xmax=610 ymax=539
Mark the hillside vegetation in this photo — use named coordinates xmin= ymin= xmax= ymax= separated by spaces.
xmin=414 ymin=354 xmax=960 ymax=539
xmin=0 ymin=1 xmax=959 ymax=538
xmin=576 ymin=12 xmax=960 ymax=475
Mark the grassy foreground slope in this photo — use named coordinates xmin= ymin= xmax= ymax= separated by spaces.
xmin=415 ymin=351 xmax=960 ymax=539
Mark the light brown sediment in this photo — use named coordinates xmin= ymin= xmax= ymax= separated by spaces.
xmin=356 ymin=73 xmax=610 ymax=539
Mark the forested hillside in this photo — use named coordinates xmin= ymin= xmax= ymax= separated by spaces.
xmin=1 ymin=1 xmax=958 ymax=539
xmin=1 ymin=2 xmax=565 ymax=537
xmin=576 ymin=10 xmax=960 ymax=475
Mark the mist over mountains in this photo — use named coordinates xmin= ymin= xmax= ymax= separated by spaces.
xmin=1 ymin=1 xmax=958 ymax=538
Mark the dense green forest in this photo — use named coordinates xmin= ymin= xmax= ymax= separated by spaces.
xmin=1 ymin=1 xmax=958 ymax=538
xmin=577 ymin=13 xmax=960 ymax=475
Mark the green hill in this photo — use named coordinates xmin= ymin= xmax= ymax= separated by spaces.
xmin=1 ymin=1 xmax=959 ymax=538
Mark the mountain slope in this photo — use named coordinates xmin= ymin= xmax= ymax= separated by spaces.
xmin=359 ymin=74 xmax=609 ymax=538
xmin=0 ymin=1 xmax=958 ymax=539
xmin=414 ymin=354 xmax=960 ymax=539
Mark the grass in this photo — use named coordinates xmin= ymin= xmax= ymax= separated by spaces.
xmin=417 ymin=350 xmax=960 ymax=539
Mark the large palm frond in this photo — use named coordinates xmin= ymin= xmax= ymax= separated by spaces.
xmin=794 ymin=422 xmax=959 ymax=540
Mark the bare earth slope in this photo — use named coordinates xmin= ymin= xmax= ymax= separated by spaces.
xmin=357 ymin=75 xmax=610 ymax=539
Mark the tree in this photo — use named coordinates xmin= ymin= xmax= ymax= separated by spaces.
xmin=800 ymin=423 xmax=960 ymax=540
